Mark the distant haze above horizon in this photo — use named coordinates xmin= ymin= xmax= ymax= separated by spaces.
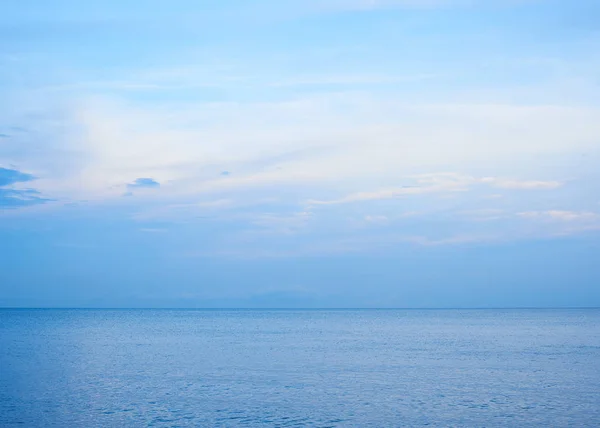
xmin=1 ymin=0 xmax=599 ymax=308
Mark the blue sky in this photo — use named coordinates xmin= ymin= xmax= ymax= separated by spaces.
xmin=1 ymin=0 xmax=599 ymax=307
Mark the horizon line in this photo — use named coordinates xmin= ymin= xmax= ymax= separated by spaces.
xmin=1 ymin=307 xmax=599 ymax=310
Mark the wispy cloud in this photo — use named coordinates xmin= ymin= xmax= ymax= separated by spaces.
xmin=309 ymin=174 xmax=563 ymax=205
xmin=132 ymin=199 xmax=235 ymax=222
xmin=8 ymin=93 xmax=595 ymax=204
xmin=460 ymin=209 xmax=505 ymax=221
xmin=139 ymin=228 xmax=168 ymax=233
xmin=364 ymin=215 xmax=389 ymax=225
xmin=482 ymin=178 xmax=562 ymax=190
xmin=0 ymin=188 xmax=51 ymax=209
xmin=249 ymin=211 xmax=314 ymax=235
xmin=308 ymin=184 xmax=465 ymax=205
xmin=315 ymin=0 xmax=533 ymax=12
xmin=0 ymin=167 xmax=51 ymax=208
xmin=517 ymin=210 xmax=599 ymax=222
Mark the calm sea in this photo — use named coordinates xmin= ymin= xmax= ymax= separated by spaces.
xmin=1 ymin=309 xmax=599 ymax=427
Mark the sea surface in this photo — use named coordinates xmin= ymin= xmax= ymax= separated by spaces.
xmin=1 ymin=309 xmax=599 ymax=427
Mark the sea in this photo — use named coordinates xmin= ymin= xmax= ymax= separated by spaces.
xmin=1 ymin=309 xmax=599 ymax=427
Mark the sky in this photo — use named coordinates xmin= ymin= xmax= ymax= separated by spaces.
xmin=1 ymin=0 xmax=599 ymax=308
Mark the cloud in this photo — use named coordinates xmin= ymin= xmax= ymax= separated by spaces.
xmin=308 ymin=173 xmax=563 ymax=205
xmin=308 ymin=174 xmax=472 ymax=205
xmin=0 ymin=188 xmax=51 ymax=208
xmin=317 ymin=0 xmax=530 ymax=12
xmin=0 ymin=167 xmax=49 ymax=208
xmin=127 ymin=177 xmax=160 ymax=189
xmin=517 ymin=210 xmax=599 ymax=222
xmin=364 ymin=215 xmax=389 ymax=224
xmin=515 ymin=210 xmax=600 ymax=238
xmin=139 ymin=228 xmax=168 ymax=233
xmin=482 ymin=178 xmax=562 ymax=190
xmin=23 ymin=93 xmax=595 ymax=204
xmin=131 ymin=198 xmax=235 ymax=222
xmin=249 ymin=211 xmax=313 ymax=235
xmin=403 ymin=234 xmax=498 ymax=246
xmin=0 ymin=167 xmax=35 ymax=186
xmin=460 ymin=209 xmax=505 ymax=221
xmin=308 ymin=185 xmax=460 ymax=205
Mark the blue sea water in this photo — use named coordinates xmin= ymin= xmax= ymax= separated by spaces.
xmin=1 ymin=309 xmax=599 ymax=427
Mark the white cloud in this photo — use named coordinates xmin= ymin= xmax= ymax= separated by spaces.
xmin=131 ymin=199 xmax=235 ymax=222
xmin=514 ymin=210 xmax=600 ymax=238
xmin=249 ymin=211 xmax=314 ymax=235
xmin=403 ymin=234 xmax=498 ymax=246
xmin=316 ymin=0 xmax=533 ymax=12
xmin=364 ymin=215 xmax=389 ymax=224
xmin=308 ymin=173 xmax=564 ymax=205
xmin=308 ymin=184 xmax=467 ymax=205
xmin=482 ymin=178 xmax=562 ymax=190
xmin=11 ymin=94 xmax=595 ymax=203
xmin=517 ymin=210 xmax=599 ymax=222
xmin=460 ymin=209 xmax=505 ymax=221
